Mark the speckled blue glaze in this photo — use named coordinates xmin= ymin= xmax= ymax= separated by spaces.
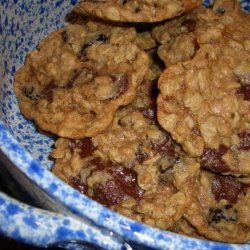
xmin=0 ymin=191 xmax=124 ymax=249
xmin=202 ymin=0 xmax=250 ymax=11
xmin=0 ymin=0 xmax=250 ymax=249
xmin=202 ymin=0 xmax=214 ymax=6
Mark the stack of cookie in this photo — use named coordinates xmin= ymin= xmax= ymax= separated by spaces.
xmin=14 ymin=0 xmax=250 ymax=243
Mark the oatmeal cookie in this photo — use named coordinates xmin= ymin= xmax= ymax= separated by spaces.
xmin=65 ymin=12 xmax=158 ymax=51
xmin=126 ymin=155 xmax=200 ymax=230
xmin=72 ymin=0 xmax=200 ymax=23
xmin=51 ymin=79 xmax=178 ymax=181
xmin=158 ymin=43 xmax=250 ymax=175
xmin=51 ymin=78 xmax=197 ymax=229
xmin=113 ymin=173 xmax=194 ymax=230
xmin=111 ymin=153 xmax=199 ymax=230
xmin=170 ymin=218 xmax=204 ymax=239
xmin=157 ymin=3 xmax=250 ymax=175
xmin=152 ymin=0 xmax=250 ymax=67
xmin=184 ymin=170 xmax=250 ymax=243
xmin=151 ymin=8 xmax=199 ymax=66
xmin=14 ymin=21 xmax=150 ymax=138
xmin=51 ymin=137 xmax=197 ymax=230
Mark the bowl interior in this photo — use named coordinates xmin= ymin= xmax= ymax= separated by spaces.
xmin=0 ymin=1 xmax=79 ymax=168
xmin=0 ymin=0 xmax=250 ymax=249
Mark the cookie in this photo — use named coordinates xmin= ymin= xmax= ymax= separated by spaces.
xmin=170 ymin=218 xmax=204 ymax=239
xmin=113 ymin=172 xmax=193 ymax=230
xmin=65 ymin=12 xmax=158 ymax=51
xmin=14 ymin=20 xmax=150 ymax=138
xmin=157 ymin=3 xmax=250 ymax=175
xmin=151 ymin=8 xmax=199 ymax=66
xmin=184 ymin=170 xmax=250 ymax=243
xmin=51 ymin=78 xmax=179 ymax=181
xmin=51 ymin=138 xmax=196 ymax=230
xmin=152 ymin=0 xmax=250 ymax=67
xmin=72 ymin=0 xmax=200 ymax=23
xmin=50 ymin=77 xmax=197 ymax=229
xmin=112 ymin=148 xmax=199 ymax=230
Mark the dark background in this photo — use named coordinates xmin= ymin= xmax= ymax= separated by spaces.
xmin=0 ymin=182 xmax=42 ymax=249
xmin=0 ymin=176 xmax=51 ymax=250
xmin=0 ymin=169 xmax=58 ymax=249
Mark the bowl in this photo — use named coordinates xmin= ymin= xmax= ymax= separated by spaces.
xmin=0 ymin=0 xmax=249 ymax=249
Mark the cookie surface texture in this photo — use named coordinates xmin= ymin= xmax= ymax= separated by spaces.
xmin=184 ymin=170 xmax=250 ymax=243
xmin=51 ymin=78 xmax=196 ymax=229
xmin=157 ymin=3 xmax=250 ymax=176
xmin=73 ymin=0 xmax=200 ymax=23
xmin=151 ymin=8 xmax=199 ymax=66
xmin=14 ymin=21 xmax=150 ymax=138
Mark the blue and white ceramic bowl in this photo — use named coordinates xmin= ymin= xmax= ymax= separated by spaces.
xmin=0 ymin=0 xmax=250 ymax=249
